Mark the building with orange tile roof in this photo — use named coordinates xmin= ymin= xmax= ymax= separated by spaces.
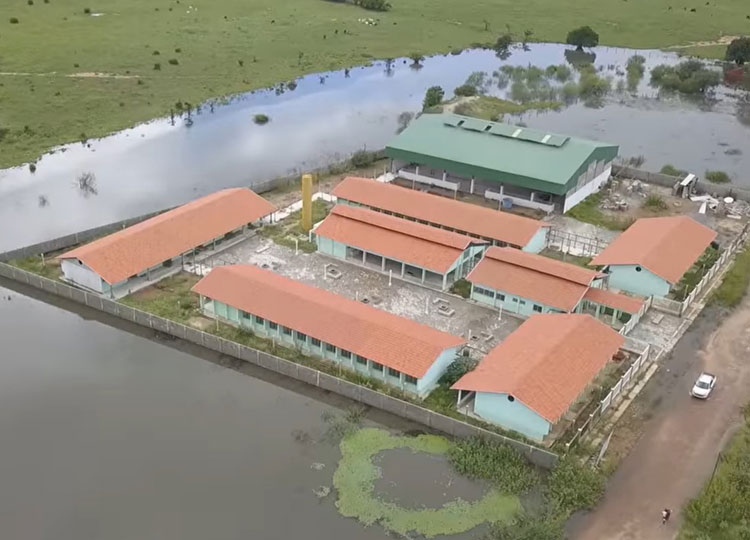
xmin=314 ymin=205 xmax=488 ymax=290
xmin=467 ymin=247 xmax=646 ymax=327
xmin=192 ymin=265 xmax=466 ymax=397
xmin=590 ymin=216 xmax=717 ymax=298
xmin=452 ymin=314 xmax=624 ymax=441
xmin=332 ymin=176 xmax=549 ymax=252
xmin=59 ymin=188 xmax=275 ymax=298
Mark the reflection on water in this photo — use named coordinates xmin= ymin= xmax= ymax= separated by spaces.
xmin=0 ymin=44 xmax=748 ymax=252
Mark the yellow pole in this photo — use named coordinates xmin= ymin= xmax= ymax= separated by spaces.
xmin=301 ymin=174 xmax=313 ymax=232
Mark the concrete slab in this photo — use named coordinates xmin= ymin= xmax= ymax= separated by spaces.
xmin=193 ymin=235 xmax=522 ymax=353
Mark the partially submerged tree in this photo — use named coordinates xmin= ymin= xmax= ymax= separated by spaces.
xmin=726 ymin=37 xmax=750 ymax=65
xmin=422 ymin=85 xmax=444 ymax=110
xmin=566 ymin=26 xmax=599 ymax=50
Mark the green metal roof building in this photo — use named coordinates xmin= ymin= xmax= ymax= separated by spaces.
xmin=385 ymin=113 xmax=619 ymax=213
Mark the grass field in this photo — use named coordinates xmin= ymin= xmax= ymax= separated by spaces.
xmin=1 ymin=0 xmax=748 ymax=168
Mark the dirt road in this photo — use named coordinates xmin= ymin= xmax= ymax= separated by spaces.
xmin=570 ymin=300 xmax=750 ymax=540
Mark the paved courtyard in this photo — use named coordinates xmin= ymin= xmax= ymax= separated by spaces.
xmin=192 ymin=234 xmax=522 ymax=354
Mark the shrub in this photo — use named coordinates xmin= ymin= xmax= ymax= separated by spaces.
xmin=566 ymin=25 xmax=599 ymax=50
xmin=650 ymin=60 xmax=721 ymax=94
xmin=350 ymin=149 xmax=376 ymax=168
xmin=168 ymin=58 xmax=179 ymax=65
xmin=152 ymin=50 xmax=160 ymax=55
xmin=660 ymin=164 xmax=687 ymax=177
xmin=494 ymin=33 xmax=513 ymax=53
xmin=447 ymin=437 xmax=539 ymax=494
xmin=547 ymin=458 xmax=605 ymax=516
xmin=454 ymin=84 xmax=478 ymax=97
xmin=705 ymin=170 xmax=731 ymax=183
xmin=487 ymin=513 xmax=565 ymax=540
xmin=626 ymin=54 xmax=646 ymax=90
xmin=28 ymin=0 xmax=33 ymax=5
xmin=83 ymin=7 xmax=90 ymax=14
xmin=253 ymin=113 xmax=269 ymax=125
xmin=546 ymin=64 xmax=572 ymax=82
xmin=422 ymin=85 xmax=444 ymax=110
xmin=9 ymin=17 xmax=19 ymax=23
xmin=644 ymin=194 xmax=667 ymax=210
xmin=175 ymin=47 xmax=182 ymax=53
xmin=352 ymin=0 xmax=391 ymax=11
xmin=449 ymin=278 xmax=471 ymax=298
xmin=439 ymin=357 xmax=477 ymax=386
xmin=29 ymin=163 xmax=37 ymax=173
xmin=712 ymin=247 xmax=750 ymax=308
xmin=153 ymin=63 xmax=161 ymax=70
xmin=578 ymin=69 xmax=611 ymax=98
xmin=726 ymin=37 xmax=750 ymax=65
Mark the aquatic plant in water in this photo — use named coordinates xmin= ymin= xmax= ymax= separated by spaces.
xmin=333 ymin=428 xmax=519 ymax=537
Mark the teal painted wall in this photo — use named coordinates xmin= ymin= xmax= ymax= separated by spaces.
xmin=470 ymin=284 xmax=565 ymax=316
xmin=474 ymin=392 xmax=551 ymax=441
xmin=315 ymin=236 xmax=347 ymax=259
xmin=207 ymin=300 xmax=446 ymax=396
xmin=416 ymin=347 xmax=460 ymax=396
xmin=607 ymin=264 xmax=670 ymax=298
xmin=522 ymin=228 xmax=548 ymax=254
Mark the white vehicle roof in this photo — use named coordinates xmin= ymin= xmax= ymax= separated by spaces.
xmin=697 ymin=373 xmax=715 ymax=383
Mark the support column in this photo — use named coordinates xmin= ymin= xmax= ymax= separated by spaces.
xmin=414 ymin=166 xmax=419 ymax=189
xmin=470 ymin=177 xmax=475 ymax=194
xmin=362 ymin=250 xmax=366 ymax=264
xmin=442 ymin=171 xmax=447 ymax=182
xmin=530 ymin=192 xmax=535 ymax=202
xmin=421 ymin=268 xmax=426 ymax=284
xmin=612 ymin=309 xmax=618 ymax=324
xmin=442 ymin=273 xmax=447 ymax=290
xmin=401 ymin=263 xmax=405 ymax=278
xmin=595 ymin=304 xmax=601 ymax=319
xmin=381 ymin=257 xmax=386 ymax=271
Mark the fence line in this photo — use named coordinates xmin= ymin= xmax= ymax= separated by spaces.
xmin=564 ymin=344 xmax=651 ymax=451
xmin=546 ymin=228 xmax=609 ymax=258
xmin=0 ymin=261 xmax=558 ymax=469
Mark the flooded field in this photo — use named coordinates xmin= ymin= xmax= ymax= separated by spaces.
xmin=1 ymin=44 xmax=748 ymax=252
xmin=0 ymin=281 xmax=496 ymax=539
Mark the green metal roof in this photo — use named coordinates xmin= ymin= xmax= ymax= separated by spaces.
xmin=386 ymin=113 xmax=619 ymax=195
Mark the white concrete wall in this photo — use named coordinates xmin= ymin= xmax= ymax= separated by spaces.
xmin=563 ymin=165 xmax=612 ymax=213
xmin=61 ymin=259 xmax=104 ymax=292
xmin=522 ymin=228 xmax=548 ymax=254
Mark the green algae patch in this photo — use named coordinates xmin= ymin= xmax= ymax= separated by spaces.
xmin=333 ymin=428 xmax=519 ymax=537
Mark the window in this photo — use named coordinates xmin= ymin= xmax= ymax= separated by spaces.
xmin=474 ymin=286 xmax=494 ymax=298
xmin=519 ymin=300 xmax=526 ymax=306
xmin=240 ymin=310 xmax=250 ymax=319
xmin=497 ymin=293 xmax=505 ymax=301
xmin=405 ymin=375 xmax=418 ymax=385
xmin=507 ymin=395 xmax=515 ymax=402
xmin=388 ymin=367 xmax=400 ymax=378
xmin=255 ymin=315 xmax=264 ymax=324
xmin=511 ymin=297 xmax=518 ymax=303
xmin=533 ymin=304 xmax=543 ymax=313
xmin=282 ymin=326 xmax=292 ymax=336
xmin=340 ymin=350 xmax=352 ymax=359
xmin=268 ymin=321 xmax=278 ymax=330
xmin=295 ymin=331 xmax=307 ymax=342
xmin=635 ymin=266 xmax=642 ymax=272
xmin=371 ymin=362 xmax=383 ymax=372
xmin=355 ymin=355 xmax=367 ymax=365
xmin=311 ymin=337 xmax=321 ymax=347
xmin=325 ymin=343 xmax=336 ymax=352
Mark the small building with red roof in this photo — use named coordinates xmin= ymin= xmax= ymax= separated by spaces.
xmin=59 ymin=188 xmax=275 ymax=298
xmin=590 ymin=216 xmax=717 ymax=298
xmin=193 ymin=265 xmax=466 ymax=397
xmin=452 ymin=314 xmax=624 ymax=441
xmin=314 ymin=204 xmax=488 ymax=290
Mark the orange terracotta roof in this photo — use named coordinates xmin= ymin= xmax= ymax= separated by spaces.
xmin=590 ymin=216 xmax=717 ymax=284
xmin=467 ymin=247 xmax=601 ymax=311
xmin=192 ymin=265 xmax=466 ymax=378
xmin=315 ymin=205 xmax=485 ymax=273
xmin=59 ymin=189 xmax=275 ymax=285
xmin=332 ymin=177 xmax=547 ymax=248
xmin=583 ymin=287 xmax=645 ymax=314
xmin=453 ymin=314 xmax=624 ymax=423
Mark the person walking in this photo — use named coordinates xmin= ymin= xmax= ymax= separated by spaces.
xmin=661 ymin=508 xmax=672 ymax=525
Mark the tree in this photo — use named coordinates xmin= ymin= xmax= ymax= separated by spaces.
xmin=726 ymin=37 xmax=750 ymax=65
xmin=422 ymin=86 xmax=444 ymax=110
xmin=566 ymin=26 xmax=599 ymax=50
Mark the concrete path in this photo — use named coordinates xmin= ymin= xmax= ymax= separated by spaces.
xmin=570 ymin=298 xmax=750 ymax=540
